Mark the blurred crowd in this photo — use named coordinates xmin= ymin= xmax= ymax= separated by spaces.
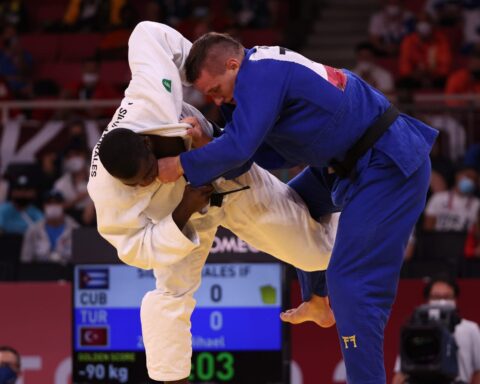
xmin=1 ymin=0 xmax=480 ymax=281
xmin=352 ymin=0 xmax=480 ymax=96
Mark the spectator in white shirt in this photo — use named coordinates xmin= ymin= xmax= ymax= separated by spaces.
xmin=53 ymin=140 xmax=95 ymax=225
xmin=21 ymin=190 xmax=79 ymax=264
xmin=352 ymin=42 xmax=395 ymax=94
xmin=424 ymin=166 xmax=480 ymax=232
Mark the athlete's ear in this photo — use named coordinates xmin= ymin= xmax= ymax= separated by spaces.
xmin=226 ymin=58 xmax=240 ymax=71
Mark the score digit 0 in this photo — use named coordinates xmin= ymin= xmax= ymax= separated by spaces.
xmin=210 ymin=311 xmax=223 ymax=331
xmin=210 ymin=284 xmax=222 ymax=302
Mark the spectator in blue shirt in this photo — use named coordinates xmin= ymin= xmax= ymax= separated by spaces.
xmin=0 ymin=173 xmax=43 ymax=235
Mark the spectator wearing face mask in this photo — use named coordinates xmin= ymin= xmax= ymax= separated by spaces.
xmin=77 ymin=59 xmax=116 ymax=100
xmin=368 ymin=0 xmax=415 ymax=56
xmin=63 ymin=59 xmax=119 ymax=118
xmin=0 ymin=346 xmax=20 ymax=384
xmin=392 ymin=277 xmax=480 ymax=384
xmin=352 ymin=42 xmax=395 ymax=95
xmin=0 ymin=173 xmax=42 ymax=235
xmin=53 ymin=142 xmax=94 ymax=225
xmin=445 ymin=50 xmax=480 ymax=106
xmin=424 ymin=166 xmax=480 ymax=232
xmin=399 ymin=13 xmax=452 ymax=89
xmin=20 ymin=190 xmax=78 ymax=264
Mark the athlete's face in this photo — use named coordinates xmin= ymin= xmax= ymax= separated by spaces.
xmin=195 ymin=58 xmax=240 ymax=106
xmin=120 ymin=149 xmax=158 ymax=187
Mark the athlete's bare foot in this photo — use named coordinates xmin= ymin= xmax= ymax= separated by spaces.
xmin=280 ymin=294 xmax=335 ymax=328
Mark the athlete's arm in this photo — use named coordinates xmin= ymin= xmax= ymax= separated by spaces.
xmin=179 ymin=58 xmax=290 ymax=186
xmin=129 ymin=21 xmax=192 ymax=83
xmin=172 ymin=184 xmax=213 ymax=229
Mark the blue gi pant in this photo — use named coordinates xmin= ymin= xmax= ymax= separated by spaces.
xmin=289 ymin=149 xmax=431 ymax=384
xmin=289 ymin=167 xmax=339 ymax=298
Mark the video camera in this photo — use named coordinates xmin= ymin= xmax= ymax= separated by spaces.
xmin=400 ymin=300 xmax=461 ymax=384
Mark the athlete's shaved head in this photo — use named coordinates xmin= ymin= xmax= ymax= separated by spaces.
xmin=186 ymin=33 xmax=244 ymax=106
xmin=99 ymin=128 xmax=147 ymax=179
xmin=185 ymin=32 xmax=244 ymax=84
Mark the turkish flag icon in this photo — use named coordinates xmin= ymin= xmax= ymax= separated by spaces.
xmin=79 ymin=327 xmax=108 ymax=347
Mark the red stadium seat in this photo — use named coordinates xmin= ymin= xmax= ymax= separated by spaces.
xmin=24 ymin=0 xmax=66 ymax=6
xmin=58 ymin=33 xmax=102 ymax=61
xmin=452 ymin=55 xmax=468 ymax=71
xmin=37 ymin=62 xmax=83 ymax=87
xmin=32 ymin=3 xmax=65 ymax=24
xmin=240 ymin=29 xmax=282 ymax=48
xmin=403 ymin=0 xmax=426 ymax=13
xmin=99 ymin=61 xmax=131 ymax=86
xmin=19 ymin=34 xmax=61 ymax=62
xmin=176 ymin=19 xmax=197 ymax=41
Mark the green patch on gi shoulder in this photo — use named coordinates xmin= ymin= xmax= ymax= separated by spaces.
xmin=162 ymin=79 xmax=172 ymax=92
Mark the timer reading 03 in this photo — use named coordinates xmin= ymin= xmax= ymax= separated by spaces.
xmin=189 ymin=352 xmax=234 ymax=382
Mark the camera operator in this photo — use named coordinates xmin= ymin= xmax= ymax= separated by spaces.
xmin=392 ymin=277 xmax=480 ymax=384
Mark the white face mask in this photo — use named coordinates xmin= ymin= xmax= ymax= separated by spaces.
xmin=357 ymin=61 xmax=373 ymax=72
xmin=44 ymin=204 xmax=63 ymax=219
xmin=417 ymin=21 xmax=432 ymax=37
xmin=428 ymin=299 xmax=456 ymax=308
xmin=65 ymin=156 xmax=86 ymax=173
xmin=82 ymin=72 xmax=98 ymax=86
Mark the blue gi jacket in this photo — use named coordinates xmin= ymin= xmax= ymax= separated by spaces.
xmin=180 ymin=46 xmax=438 ymax=188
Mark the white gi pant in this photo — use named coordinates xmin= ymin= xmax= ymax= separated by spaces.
xmin=140 ymin=165 xmax=338 ymax=381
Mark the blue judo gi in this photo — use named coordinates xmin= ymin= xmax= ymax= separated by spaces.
xmin=180 ymin=46 xmax=438 ymax=383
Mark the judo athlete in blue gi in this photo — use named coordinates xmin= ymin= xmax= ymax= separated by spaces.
xmin=157 ymin=33 xmax=438 ymax=384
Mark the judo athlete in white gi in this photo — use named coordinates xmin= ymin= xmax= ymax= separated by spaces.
xmin=87 ymin=22 xmax=338 ymax=383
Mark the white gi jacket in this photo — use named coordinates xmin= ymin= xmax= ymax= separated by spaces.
xmin=88 ymin=21 xmax=338 ymax=381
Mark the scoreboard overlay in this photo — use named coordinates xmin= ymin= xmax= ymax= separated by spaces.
xmin=73 ymin=262 xmax=287 ymax=384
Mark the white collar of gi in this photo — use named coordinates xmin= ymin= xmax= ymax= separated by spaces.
xmin=136 ymin=122 xmax=192 ymax=150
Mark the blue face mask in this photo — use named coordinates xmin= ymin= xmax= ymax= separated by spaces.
xmin=0 ymin=364 xmax=17 ymax=384
xmin=458 ymin=177 xmax=476 ymax=195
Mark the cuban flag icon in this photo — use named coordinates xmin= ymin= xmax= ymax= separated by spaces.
xmin=79 ymin=268 xmax=109 ymax=289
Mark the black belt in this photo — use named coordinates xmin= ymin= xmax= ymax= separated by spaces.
xmin=210 ymin=185 xmax=250 ymax=207
xmin=328 ymin=105 xmax=399 ymax=179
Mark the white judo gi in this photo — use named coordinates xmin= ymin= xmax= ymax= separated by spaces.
xmin=87 ymin=21 xmax=338 ymax=382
